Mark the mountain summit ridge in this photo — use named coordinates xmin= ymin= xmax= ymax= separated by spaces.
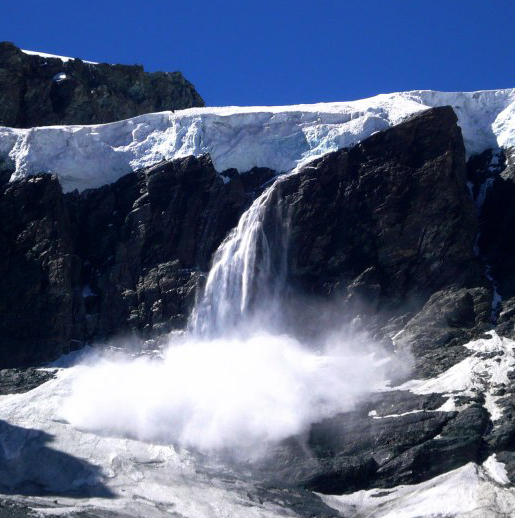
xmin=0 ymin=42 xmax=204 ymax=129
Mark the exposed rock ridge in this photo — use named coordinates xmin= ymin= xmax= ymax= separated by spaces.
xmin=0 ymin=42 xmax=204 ymax=128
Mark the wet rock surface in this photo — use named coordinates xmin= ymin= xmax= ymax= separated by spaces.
xmin=0 ymin=42 xmax=204 ymax=128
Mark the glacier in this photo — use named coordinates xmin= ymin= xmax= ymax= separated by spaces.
xmin=1 ymin=88 xmax=514 ymax=192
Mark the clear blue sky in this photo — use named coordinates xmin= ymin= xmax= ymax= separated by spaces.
xmin=3 ymin=0 xmax=515 ymax=106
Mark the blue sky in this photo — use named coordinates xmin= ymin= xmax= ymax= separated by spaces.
xmin=3 ymin=0 xmax=515 ymax=106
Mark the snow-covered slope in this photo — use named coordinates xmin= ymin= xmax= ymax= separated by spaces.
xmin=322 ymin=460 xmax=515 ymax=518
xmin=2 ymin=333 xmax=515 ymax=517
xmin=1 ymin=89 xmax=514 ymax=192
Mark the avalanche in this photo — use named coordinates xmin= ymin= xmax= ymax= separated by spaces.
xmin=1 ymin=89 xmax=514 ymax=192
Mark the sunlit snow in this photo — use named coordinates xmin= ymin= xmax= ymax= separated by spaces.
xmin=1 ymin=89 xmax=514 ymax=192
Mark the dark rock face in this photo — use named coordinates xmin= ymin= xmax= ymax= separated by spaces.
xmin=0 ymin=175 xmax=81 ymax=367
xmin=257 ymin=107 xmax=484 ymax=356
xmin=394 ymin=286 xmax=492 ymax=377
xmin=0 ymin=42 xmax=204 ymax=128
xmin=477 ymin=148 xmax=515 ymax=299
xmin=0 ymin=368 xmax=56 ymax=395
xmin=0 ymin=155 xmax=254 ymax=367
xmin=73 ymin=155 xmax=249 ymax=340
xmin=255 ymin=390 xmax=490 ymax=494
xmin=272 ymin=107 xmax=481 ymax=311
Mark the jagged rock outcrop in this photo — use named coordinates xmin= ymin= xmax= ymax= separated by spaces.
xmin=0 ymin=155 xmax=271 ymax=367
xmin=394 ymin=286 xmax=492 ymax=377
xmin=254 ymin=387 xmax=490 ymax=494
xmin=0 ymin=42 xmax=204 ymax=128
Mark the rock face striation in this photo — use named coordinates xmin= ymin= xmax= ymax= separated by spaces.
xmin=0 ymin=42 xmax=204 ymax=128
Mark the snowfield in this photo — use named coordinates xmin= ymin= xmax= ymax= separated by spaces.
xmin=2 ymin=334 xmax=515 ymax=517
xmin=321 ymin=459 xmax=515 ymax=518
xmin=1 ymin=89 xmax=514 ymax=192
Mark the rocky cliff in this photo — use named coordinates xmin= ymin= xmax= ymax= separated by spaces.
xmin=0 ymin=105 xmax=504 ymax=369
xmin=0 ymin=42 xmax=204 ymax=127
xmin=3 ymin=84 xmax=515 ymax=515
xmin=0 ymin=156 xmax=275 ymax=367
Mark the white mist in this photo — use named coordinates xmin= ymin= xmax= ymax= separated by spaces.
xmin=61 ymin=330 xmax=389 ymax=451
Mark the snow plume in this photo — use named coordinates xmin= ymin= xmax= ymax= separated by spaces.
xmin=61 ymin=329 xmax=391 ymax=452
xmin=62 ymin=175 xmax=400 ymax=453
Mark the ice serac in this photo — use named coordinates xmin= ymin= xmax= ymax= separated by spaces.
xmin=0 ymin=42 xmax=204 ymax=128
xmin=1 ymin=87 xmax=515 ymax=192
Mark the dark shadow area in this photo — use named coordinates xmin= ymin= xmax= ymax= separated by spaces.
xmin=0 ymin=420 xmax=115 ymax=498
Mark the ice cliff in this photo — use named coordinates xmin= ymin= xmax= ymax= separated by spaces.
xmin=0 ymin=88 xmax=514 ymax=192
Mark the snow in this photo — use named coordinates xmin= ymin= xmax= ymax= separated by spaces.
xmin=0 ymin=362 xmax=302 ymax=517
xmin=1 ymin=88 xmax=514 ymax=192
xmin=396 ymin=331 xmax=515 ymax=422
xmin=21 ymin=49 xmax=98 ymax=64
xmin=368 ymin=409 xmax=425 ymax=419
xmin=321 ymin=461 xmax=515 ymax=518
xmin=53 ymin=72 xmax=68 ymax=81
xmin=484 ymin=454 xmax=511 ymax=486
xmin=1 ymin=344 xmax=513 ymax=517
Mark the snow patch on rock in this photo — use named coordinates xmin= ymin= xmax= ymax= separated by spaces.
xmin=397 ymin=332 xmax=515 ymax=422
xmin=21 ymin=49 xmax=98 ymax=64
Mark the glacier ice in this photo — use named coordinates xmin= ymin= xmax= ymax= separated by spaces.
xmin=1 ymin=89 xmax=514 ymax=192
